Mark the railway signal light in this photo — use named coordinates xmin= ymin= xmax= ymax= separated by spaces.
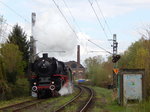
xmin=112 ymin=55 xmax=121 ymax=63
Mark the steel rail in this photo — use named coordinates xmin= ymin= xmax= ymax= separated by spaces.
xmin=54 ymin=85 xmax=83 ymax=112
xmin=79 ymin=86 xmax=94 ymax=112
xmin=0 ymin=99 xmax=37 ymax=111
xmin=12 ymin=100 xmax=45 ymax=112
xmin=54 ymin=85 xmax=94 ymax=112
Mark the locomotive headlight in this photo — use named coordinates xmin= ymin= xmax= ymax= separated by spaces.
xmin=32 ymin=86 xmax=37 ymax=92
xmin=33 ymin=82 xmax=36 ymax=85
xmin=49 ymin=85 xmax=55 ymax=91
xmin=52 ymin=81 xmax=54 ymax=84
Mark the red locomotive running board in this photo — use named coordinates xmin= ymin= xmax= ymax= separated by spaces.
xmin=31 ymin=75 xmax=37 ymax=78
xmin=53 ymin=74 xmax=68 ymax=80
xmin=53 ymin=74 xmax=68 ymax=77
xmin=37 ymin=86 xmax=49 ymax=89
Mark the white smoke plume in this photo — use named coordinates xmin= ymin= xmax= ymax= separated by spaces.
xmin=58 ymin=82 xmax=73 ymax=96
xmin=33 ymin=11 xmax=78 ymax=61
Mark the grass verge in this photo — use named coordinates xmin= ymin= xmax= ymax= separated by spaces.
xmin=87 ymin=86 xmax=144 ymax=112
xmin=0 ymin=96 xmax=35 ymax=108
xmin=23 ymin=88 xmax=79 ymax=112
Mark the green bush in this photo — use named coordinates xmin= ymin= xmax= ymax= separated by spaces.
xmin=0 ymin=80 xmax=11 ymax=100
xmin=12 ymin=78 xmax=30 ymax=97
xmin=85 ymin=56 xmax=112 ymax=87
xmin=0 ymin=78 xmax=30 ymax=100
xmin=87 ymin=66 xmax=108 ymax=87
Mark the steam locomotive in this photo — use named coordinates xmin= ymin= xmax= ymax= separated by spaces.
xmin=30 ymin=53 xmax=73 ymax=98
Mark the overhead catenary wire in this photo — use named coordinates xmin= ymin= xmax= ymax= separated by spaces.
xmin=0 ymin=16 xmax=13 ymax=28
xmin=54 ymin=0 xmax=112 ymax=55
xmin=0 ymin=0 xmax=30 ymax=24
xmin=88 ymin=0 xmax=112 ymax=46
xmin=87 ymin=39 xmax=112 ymax=54
xmin=62 ymin=0 xmax=81 ymax=32
xmin=1 ymin=0 xmax=112 ymax=55
xmin=89 ymin=50 xmax=108 ymax=52
xmin=0 ymin=0 xmax=32 ymax=42
xmin=61 ymin=0 xmax=105 ymax=54
xmin=61 ymin=0 xmax=97 ymax=60
xmin=95 ymin=0 xmax=112 ymax=35
xmin=0 ymin=0 xmax=68 ymax=54
xmin=0 ymin=20 xmax=11 ymax=43
xmin=0 ymin=1 xmax=54 ymax=49
xmin=0 ymin=0 xmax=67 ymax=53
xmin=61 ymin=0 xmax=89 ymax=56
xmin=51 ymin=0 xmax=79 ymax=40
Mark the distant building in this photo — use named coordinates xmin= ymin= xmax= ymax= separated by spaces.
xmin=65 ymin=61 xmax=85 ymax=79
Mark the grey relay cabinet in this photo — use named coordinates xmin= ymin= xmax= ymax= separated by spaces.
xmin=118 ymin=69 xmax=145 ymax=106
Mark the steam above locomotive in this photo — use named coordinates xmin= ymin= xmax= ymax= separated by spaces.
xmin=30 ymin=53 xmax=73 ymax=98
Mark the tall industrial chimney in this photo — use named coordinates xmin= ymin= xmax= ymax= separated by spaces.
xmin=77 ymin=45 xmax=80 ymax=65
xmin=30 ymin=12 xmax=36 ymax=62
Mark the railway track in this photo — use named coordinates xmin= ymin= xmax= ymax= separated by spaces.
xmin=79 ymin=85 xmax=94 ymax=112
xmin=26 ymin=85 xmax=83 ymax=112
xmin=0 ymin=86 xmax=94 ymax=112
xmin=0 ymin=99 xmax=45 ymax=112
xmin=54 ymin=85 xmax=94 ymax=112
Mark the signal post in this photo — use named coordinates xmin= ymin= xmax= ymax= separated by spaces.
xmin=112 ymin=34 xmax=120 ymax=88
xmin=111 ymin=34 xmax=121 ymax=103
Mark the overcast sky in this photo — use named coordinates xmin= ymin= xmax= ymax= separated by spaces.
xmin=1 ymin=0 xmax=150 ymax=63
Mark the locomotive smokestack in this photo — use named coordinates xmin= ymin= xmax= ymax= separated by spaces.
xmin=77 ymin=45 xmax=80 ymax=65
xmin=43 ymin=53 xmax=48 ymax=59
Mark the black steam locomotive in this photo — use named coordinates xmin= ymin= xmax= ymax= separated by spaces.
xmin=30 ymin=53 xmax=73 ymax=98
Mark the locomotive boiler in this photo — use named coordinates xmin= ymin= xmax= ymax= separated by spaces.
xmin=30 ymin=53 xmax=73 ymax=98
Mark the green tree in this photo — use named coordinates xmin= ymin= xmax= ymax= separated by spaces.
xmin=7 ymin=24 xmax=29 ymax=73
xmin=0 ymin=43 xmax=25 ymax=84
xmin=118 ymin=38 xmax=150 ymax=96
xmin=0 ymin=16 xmax=11 ymax=100
xmin=0 ymin=56 xmax=10 ymax=100
xmin=118 ymin=38 xmax=148 ymax=68
xmin=85 ymin=55 xmax=111 ymax=87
